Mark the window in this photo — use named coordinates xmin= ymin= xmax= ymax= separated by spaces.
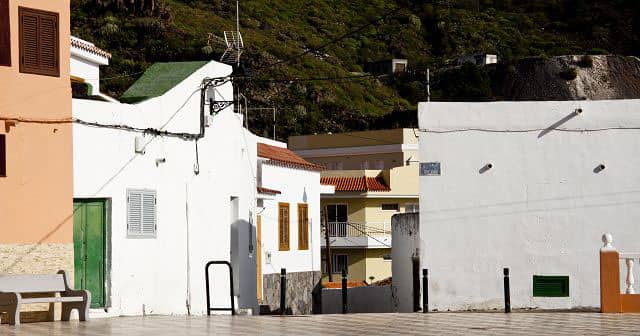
xmin=381 ymin=203 xmax=399 ymax=211
xmin=374 ymin=160 xmax=384 ymax=170
xmin=19 ymin=7 xmax=59 ymax=76
xmin=127 ymin=189 xmax=157 ymax=238
xmin=326 ymin=204 xmax=347 ymax=237
xmin=360 ymin=160 xmax=369 ymax=169
xmin=332 ymin=254 xmax=348 ymax=274
xmin=533 ymin=275 xmax=569 ymax=297
xmin=0 ymin=0 xmax=10 ymax=66
xmin=335 ymin=162 xmax=343 ymax=170
xmin=278 ymin=202 xmax=290 ymax=251
xmin=405 ymin=203 xmax=419 ymax=213
xmin=298 ymin=204 xmax=309 ymax=250
xmin=0 ymin=134 xmax=5 ymax=176
xmin=383 ymin=254 xmax=392 ymax=261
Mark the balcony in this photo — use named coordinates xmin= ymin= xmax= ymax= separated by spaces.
xmin=322 ymin=222 xmax=392 ymax=248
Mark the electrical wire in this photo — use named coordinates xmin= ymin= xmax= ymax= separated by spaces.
xmin=419 ymin=127 xmax=640 ymax=134
xmin=254 ymin=4 xmax=410 ymax=72
xmin=342 ymin=222 xmax=392 ymax=248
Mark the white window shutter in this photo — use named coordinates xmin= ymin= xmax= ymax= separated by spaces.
xmin=127 ymin=189 xmax=157 ymax=238
xmin=142 ymin=192 xmax=156 ymax=235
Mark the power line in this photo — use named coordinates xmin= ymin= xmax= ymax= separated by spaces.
xmin=253 ymin=3 xmax=411 ymax=72
xmin=345 ymin=222 xmax=392 ymax=248
xmin=241 ymin=73 xmax=387 ymax=83
xmin=419 ymin=127 xmax=640 ymax=134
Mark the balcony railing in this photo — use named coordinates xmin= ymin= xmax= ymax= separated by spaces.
xmin=325 ymin=222 xmax=391 ymax=238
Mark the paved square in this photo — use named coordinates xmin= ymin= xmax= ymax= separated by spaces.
xmin=2 ymin=312 xmax=640 ymax=335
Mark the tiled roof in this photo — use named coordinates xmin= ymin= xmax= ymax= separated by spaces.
xmin=257 ymin=186 xmax=281 ymax=195
xmin=258 ymin=143 xmax=324 ymax=171
xmin=71 ymin=37 xmax=111 ymax=59
xmin=320 ymin=176 xmax=390 ymax=192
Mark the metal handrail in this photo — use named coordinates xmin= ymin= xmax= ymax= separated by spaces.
xmin=205 ymin=260 xmax=235 ymax=315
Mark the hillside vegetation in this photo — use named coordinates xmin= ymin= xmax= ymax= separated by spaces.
xmin=71 ymin=0 xmax=640 ymax=139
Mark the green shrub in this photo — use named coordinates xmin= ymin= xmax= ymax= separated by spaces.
xmin=558 ymin=67 xmax=578 ymax=80
xmin=577 ymin=55 xmax=593 ymax=68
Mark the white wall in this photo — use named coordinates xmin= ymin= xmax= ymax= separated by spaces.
xmin=258 ymin=161 xmax=321 ymax=275
xmin=391 ymin=212 xmax=420 ymax=313
xmin=418 ymin=100 xmax=640 ymax=311
xmin=73 ymin=61 xmax=258 ymax=316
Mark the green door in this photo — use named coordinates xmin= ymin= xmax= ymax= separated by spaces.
xmin=73 ymin=199 xmax=107 ymax=308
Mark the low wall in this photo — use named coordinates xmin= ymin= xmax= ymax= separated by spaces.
xmin=321 ymin=285 xmax=393 ymax=314
xmin=262 ymin=271 xmax=321 ymax=315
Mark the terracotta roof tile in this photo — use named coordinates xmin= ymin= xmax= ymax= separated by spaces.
xmin=71 ymin=38 xmax=112 ymax=59
xmin=257 ymin=186 xmax=281 ymax=195
xmin=258 ymin=143 xmax=324 ymax=171
xmin=320 ymin=176 xmax=390 ymax=192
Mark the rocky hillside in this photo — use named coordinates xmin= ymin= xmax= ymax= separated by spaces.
xmin=487 ymin=55 xmax=640 ymax=100
xmin=71 ymin=0 xmax=640 ymax=138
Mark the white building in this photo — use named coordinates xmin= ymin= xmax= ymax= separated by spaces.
xmin=417 ymin=100 xmax=640 ymax=311
xmin=72 ymin=59 xmax=260 ymax=316
xmin=70 ymin=36 xmax=114 ymax=101
xmin=455 ymin=54 xmax=498 ymax=66
xmin=254 ymin=141 xmax=324 ymax=314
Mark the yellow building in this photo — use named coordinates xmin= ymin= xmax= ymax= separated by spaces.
xmin=289 ymin=129 xmax=419 ymax=283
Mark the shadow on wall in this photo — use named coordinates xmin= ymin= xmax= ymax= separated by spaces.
xmin=230 ymin=218 xmax=258 ymax=314
xmin=2 ymin=153 xmax=140 ymax=274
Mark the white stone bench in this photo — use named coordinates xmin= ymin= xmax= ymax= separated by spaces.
xmin=0 ymin=270 xmax=90 ymax=325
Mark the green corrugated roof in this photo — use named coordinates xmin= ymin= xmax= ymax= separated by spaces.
xmin=120 ymin=61 xmax=208 ymax=103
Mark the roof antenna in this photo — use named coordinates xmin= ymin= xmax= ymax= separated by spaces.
xmin=221 ymin=0 xmax=243 ymax=66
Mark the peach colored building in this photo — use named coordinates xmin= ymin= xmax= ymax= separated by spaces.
xmin=0 ymin=0 xmax=74 ymax=276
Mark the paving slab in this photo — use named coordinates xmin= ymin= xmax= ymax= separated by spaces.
xmin=2 ymin=312 xmax=640 ymax=335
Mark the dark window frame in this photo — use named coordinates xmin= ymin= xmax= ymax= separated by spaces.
xmin=0 ymin=0 xmax=10 ymax=66
xmin=19 ymin=6 xmax=59 ymax=77
xmin=0 ymin=134 xmax=6 ymax=177
xmin=381 ymin=203 xmax=399 ymax=211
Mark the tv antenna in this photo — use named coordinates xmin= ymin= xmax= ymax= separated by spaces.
xmin=220 ymin=0 xmax=243 ymax=66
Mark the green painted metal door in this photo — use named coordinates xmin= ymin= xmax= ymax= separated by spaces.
xmin=73 ymin=200 xmax=107 ymax=308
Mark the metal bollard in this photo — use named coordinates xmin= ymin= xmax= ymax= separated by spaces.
xmin=341 ymin=268 xmax=348 ymax=314
xmin=280 ymin=268 xmax=286 ymax=315
xmin=503 ymin=268 xmax=511 ymax=313
xmin=422 ymin=268 xmax=429 ymax=313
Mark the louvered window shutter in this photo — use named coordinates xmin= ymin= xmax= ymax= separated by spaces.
xmin=19 ymin=7 xmax=59 ymax=76
xmin=0 ymin=0 xmax=10 ymax=66
xmin=127 ymin=189 xmax=157 ymax=238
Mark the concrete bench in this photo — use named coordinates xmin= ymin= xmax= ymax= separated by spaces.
xmin=0 ymin=270 xmax=90 ymax=325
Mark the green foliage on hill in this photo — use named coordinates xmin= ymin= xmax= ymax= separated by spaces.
xmin=71 ymin=0 xmax=640 ymax=138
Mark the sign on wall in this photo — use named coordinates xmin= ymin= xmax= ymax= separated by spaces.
xmin=420 ymin=162 xmax=441 ymax=176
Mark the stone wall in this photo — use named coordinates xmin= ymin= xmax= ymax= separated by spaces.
xmin=0 ymin=243 xmax=74 ymax=320
xmin=262 ymin=271 xmax=320 ymax=315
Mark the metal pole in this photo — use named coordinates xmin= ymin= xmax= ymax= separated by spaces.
xmin=504 ymin=268 xmax=511 ymax=313
xmin=422 ymin=268 xmax=428 ymax=313
xmin=205 ymin=263 xmax=211 ymax=316
xmin=323 ymin=207 xmax=333 ymax=282
xmin=273 ymin=108 xmax=276 ymax=140
xmin=280 ymin=268 xmax=286 ymax=315
xmin=427 ymin=68 xmax=430 ymax=102
xmin=341 ymin=268 xmax=348 ymax=314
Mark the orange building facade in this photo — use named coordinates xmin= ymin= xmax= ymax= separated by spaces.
xmin=0 ymin=0 xmax=74 ymax=276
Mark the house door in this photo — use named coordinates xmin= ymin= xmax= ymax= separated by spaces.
xmin=256 ymin=215 xmax=263 ymax=302
xmin=73 ymin=199 xmax=107 ymax=308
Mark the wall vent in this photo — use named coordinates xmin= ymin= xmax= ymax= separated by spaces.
xmin=533 ymin=275 xmax=569 ymax=297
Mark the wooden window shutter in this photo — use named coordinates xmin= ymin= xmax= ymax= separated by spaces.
xmin=0 ymin=134 xmax=6 ymax=176
xmin=298 ymin=204 xmax=309 ymax=250
xmin=127 ymin=189 xmax=157 ymax=238
xmin=19 ymin=7 xmax=59 ymax=76
xmin=0 ymin=0 xmax=10 ymax=66
xmin=278 ymin=203 xmax=289 ymax=251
